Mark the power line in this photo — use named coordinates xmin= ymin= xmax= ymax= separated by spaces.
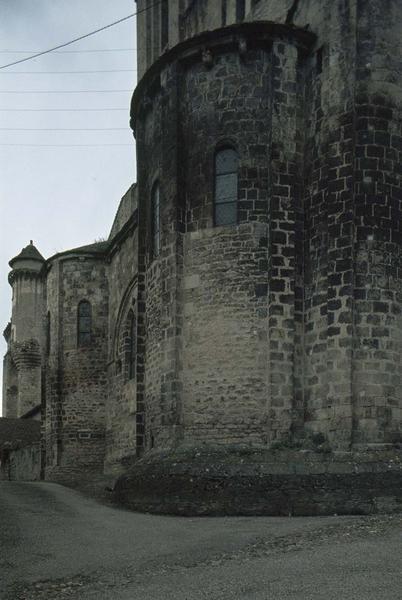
xmin=0 ymin=1 xmax=163 ymax=69
xmin=0 ymin=48 xmax=137 ymax=54
xmin=0 ymin=143 xmax=133 ymax=147
xmin=0 ymin=69 xmax=137 ymax=74
xmin=0 ymin=89 xmax=132 ymax=93
xmin=0 ymin=127 xmax=128 ymax=131
xmin=0 ymin=108 xmax=127 ymax=112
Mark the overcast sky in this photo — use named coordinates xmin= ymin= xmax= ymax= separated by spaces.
xmin=0 ymin=0 xmax=138 ymax=413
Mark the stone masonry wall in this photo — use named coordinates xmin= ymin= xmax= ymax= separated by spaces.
xmin=178 ymin=43 xmax=271 ymax=444
xmin=135 ymin=55 xmax=182 ymax=451
xmin=43 ymin=262 xmax=59 ymax=469
xmin=11 ymin=339 xmax=42 ymax=417
xmin=105 ymin=225 xmax=139 ymax=473
xmin=9 ymin=271 xmax=45 ymax=418
xmin=45 ymin=254 xmax=108 ymax=479
xmin=8 ymin=443 xmax=41 ymax=481
xmin=181 ymin=224 xmax=269 ymax=445
xmin=301 ymin=1 xmax=358 ymax=447
xmin=133 ymin=25 xmax=315 ymax=450
xmin=2 ymin=352 xmax=18 ymax=418
xmin=352 ymin=0 xmax=402 ymax=444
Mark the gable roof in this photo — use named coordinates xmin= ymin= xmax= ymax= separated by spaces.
xmin=0 ymin=418 xmax=41 ymax=451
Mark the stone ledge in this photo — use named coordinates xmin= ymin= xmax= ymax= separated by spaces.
xmin=113 ymin=447 xmax=402 ymax=516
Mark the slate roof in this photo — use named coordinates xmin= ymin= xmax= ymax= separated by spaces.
xmin=0 ymin=418 xmax=41 ymax=451
xmin=9 ymin=242 xmax=45 ymax=268
xmin=66 ymin=241 xmax=109 ymax=254
xmin=47 ymin=240 xmax=109 ymax=262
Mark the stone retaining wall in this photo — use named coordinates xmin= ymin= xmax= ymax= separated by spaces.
xmin=114 ymin=447 xmax=402 ymax=516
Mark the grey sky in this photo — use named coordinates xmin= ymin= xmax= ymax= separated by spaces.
xmin=0 ymin=0 xmax=138 ymax=413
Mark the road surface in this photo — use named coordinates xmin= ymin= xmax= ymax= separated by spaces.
xmin=0 ymin=481 xmax=401 ymax=599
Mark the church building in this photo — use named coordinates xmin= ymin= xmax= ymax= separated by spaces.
xmin=3 ymin=0 xmax=402 ymax=513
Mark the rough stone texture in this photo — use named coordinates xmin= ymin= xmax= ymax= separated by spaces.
xmin=114 ymin=447 xmax=402 ymax=516
xmin=2 ymin=349 xmax=17 ymax=419
xmin=133 ymin=22 xmax=314 ymax=451
xmin=0 ymin=418 xmax=41 ymax=481
xmin=44 ymin=252 xmax=108 ymax=480
xmin=131 ymin=0 xmax=402 ymax=461
xmin=181 ymin=225 xmax=269 ymax=446
xmin=3 ymin=245 xmax=46 ymax=420
xmin=351 ymin=0 xmax=402 ymax=445
xmin=3 ymin=443 xmax=41 ymax=481
xmin=105 ymin=190 xmax=139 ymax=473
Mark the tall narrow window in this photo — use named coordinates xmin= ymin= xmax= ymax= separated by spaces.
xmin=214 ymin=148 xmax=239 ymax=226
xmin=151 ymin=182 xmax=161 ymax=258
xmin=46 ymin=311 xmax=51 ymax=355
xmin=77 ymin=300 xmax=92 ymax=347
xmin=153 ymin=0 xmax=160 ymax=59
xmin=236 ymin=0 xmax=245 ymax=21
xmin=146 ymin=0 xmax=152 ymax=66
xmin=221 ymin=0 xmax=227 ymax=26
xmin=316 ymin=47 xmax=323 ymax=75
xmin=126 ymin=310 xmax=136 ymax=380
xmin=161 ymin=0 xmax=169 ymax=49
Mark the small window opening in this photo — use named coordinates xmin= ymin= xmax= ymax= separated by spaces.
xmin=214 ymin=148 xmax=239 ymax=226
xmin=56 ymin=438 xmax=63 ymax=466
xmin=316 ymin=47 xmax=323 ymax=74
xmin=46 ymin=311 xmax=51 ymax=355
xmin=153 ymin=1 xmax=160 ymax=59
xmin=126 ymin=310 xmax=136 ymax=380
xmin=77 ymin=300 xmax=92 ymax=347
xmin=236 ymin=0 xmax=245 ymax=21
xmin=221 ymin=0 xmax=227 ymax=26
xmin=161 ymin=0 xmax=169 ymax=49
xmin=151 ymin=182 xmax=161 ymax=258
xmin=146 ymin=0 xmax=152 ymax=66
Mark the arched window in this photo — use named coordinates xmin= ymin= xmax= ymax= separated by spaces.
xmin=46 ymin=311 xmax=51 ymax=355
xmin=77 ymin=300 xmax=92 ymax=347
xmin=151 ymin=182 xmax=161 ymax=258
xmin=236 ymin=0 xmax=245 ymax=21
xmin=214 ymin=148 xmax=239 ymax=226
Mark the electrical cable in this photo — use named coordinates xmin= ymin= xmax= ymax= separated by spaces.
xmin=0 ymin=128 xmax=128 ymax=131
xmin=0 ymin=143 xmax=133 ymax=147
xmin=0 ymin=90 xmax=132 ymax=93
xmin=0 ymin=69 xmax=136 ymax=74
xmin=0 ymin=48 xmax=137 ymax=54
xmin=0 ymin=108 xmax=127 ymax=111
xmin=0 ymin=1 xmax=163 ymax=69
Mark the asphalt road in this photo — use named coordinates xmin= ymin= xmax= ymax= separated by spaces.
xmin=0 ymin=481 xmax=401 ymax=600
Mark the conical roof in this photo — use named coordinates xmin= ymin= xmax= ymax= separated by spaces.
xmin=9 ymin=241 xmax=45 ymax=268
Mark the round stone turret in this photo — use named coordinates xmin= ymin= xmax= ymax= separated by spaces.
xmin=8 ymin=241 xmax=45 ymax=284
xmin=7 ymin=241 xmax=46 ymax=417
